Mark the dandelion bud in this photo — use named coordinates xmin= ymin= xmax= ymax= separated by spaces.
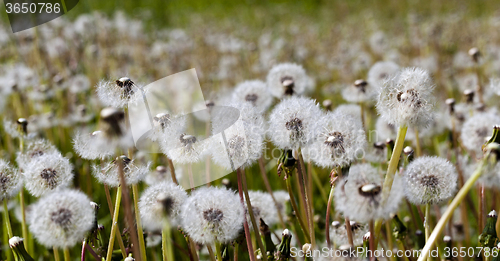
xmin=468 ymin=47 xmax=481 ymax=63
xmin=479 ymin=210 xmax=498 ymax=248
xmin=275 ymin=229 xmax=292 ymax=261
xmin=9 ymin=237 xmax=34 ymax=261
xmin=322 ymin=99 xmax=333 ymax=111
xmin=415 ymin=230 xmax=425 ymax=249
xmin=124 ymin=257 xmax=135 ymax=261
xmin=463 ymin=89 xmax=474 ymax=103
xmin=403 ymin=146 xmax=414 ymax=164
xmin=17 ymin=118 xmax=28 ymax=134
xmin=392 ymin=215 xmax=407 ymax=240
xmin=302 ymin=243 xmax=312 ymax=254
xmin=363 ymin=231 xmax=370 ymax=242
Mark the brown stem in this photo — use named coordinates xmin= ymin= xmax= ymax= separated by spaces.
xmin=258 ymin=157 xmax=286 ymax=228
xmin=325 ymin=186 xmax=335 ymax=249
xmin=167 ymin=157 xmax=178 ymax=185
xmin=369 ymin=221 xmax=375 ymax=261
xmin=236 ymin=169 xmax=257 ymax=261
xmin=345 ymin=217 xmax=354 ymax=246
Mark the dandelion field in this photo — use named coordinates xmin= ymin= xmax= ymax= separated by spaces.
xmin=2 ymin=0 xmax=500 ymax=260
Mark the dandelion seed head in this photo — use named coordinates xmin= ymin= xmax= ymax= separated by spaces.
xmin=16 ymin=139 xmax=58 ymax=168
xmin=330 ymin=221 xmax=368 ymax=247
xmin=73 ymin=130 xmax=115 ymax=160
xmin=333 ymin=104 xmax=363 ymax=128
xmin=303 ymin=111 xmax=366 ymax=168
xmin=29 ymin=189 xmax=94 ymax=248
xmin=267 ymin=63 xmax=308 ymax=98
xmin=96 ymin=78 xmax=142 ymax=108
xmin=92 ymin=156 xmax=149 ymax=187
xmin=404 ymin=156 xmax=457 ymax=205
xmin=232 ymin=80 xmax=273 ymax=112
xmin=460 ymin=112 xmax=500 ymax=155
xmin=244 ymin=191 xmax=279 ymax=229
xmin=268 ymin=96 xmax=323 ymax=150
xmin=368 ymin=61 xmax=400 ymax=89
xmin=335 ymin=164 xmax=404 ymax=222
xmin=23 ymin=153 xmax=73 ymax=197
xmin=376 ymin=67 xmax=435 ymax=128
xmin=139 ymin=182 xmax=188 ymax=231
xmin=145 ymin=165 xmax=183 ymax=186
xmin=0 ymin=159 xmax=22 ymax=201
xmin=341 ymin=79 xmax=376 ymax=103
xmin=180 ymin=186 xmax=244 ymax=244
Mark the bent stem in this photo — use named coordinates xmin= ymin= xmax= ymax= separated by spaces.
xmin=417 ymin=154 xmax=489 ymax=261
xmin=239 ymin=168 xmax=268 ymax=261
xmin=162 ymin=220 xmax=175 ymax=261
xmin=236 ymin=169 xmax=257 ymax=261
xmin=106 ymin=186 xmax=122 ymax=261
xmin=375 ymin=125 xmax=408 ymax=244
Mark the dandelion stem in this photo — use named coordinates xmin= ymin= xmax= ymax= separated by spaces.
xmin=345 ymin=217 xmax=354 ymax=246
xmin=369 ymin=221 xmax=375 ymax=261
xmin=18 ymin=136 xmax=29 ymax=252
xmin=236 ymin=169 xmax=257 ymax=261
xmin=106 ymin=186 xmax=122 ymax=261
xmin=3 ymin=199 xmax=13 ymax=238
xmin=234 ymin=243 xmax=239 ymax=261
xmin=297 ymin=150 xmax=315 ymax=248
xmin=215 ymin=242 xmax=223 ymax=261
xmin=206 ymin=244 xmax=216 ymax=261
xmin=375 ymin=125 xmax=408 ymax=245
xmin=414 ymin=128 xmax=422 ymax=157
xmin=325 ymin=186 xmax=335 ymax=248
xmin=417 ymin=153 xmax=489 ymax=261
xmin=166 ymin=157 xmax=178 ymax=185
xmin=63 ymin=247 xmax=70 ymax=261
xmin=132 ymin=184 xmax=148 ymax=261
xmin=258 ymin=157 xmax=286 ymax=228
xmin=162 ymin=220 xmax=174 ymax=261
xmin=424 ymin=204 xmax=431 ymax=261
xmin=479 ymin=185 xmax=485 ymax=234
xmin=103 ymin=185 xmax=127 ymax=258
xmin=54 ymin=248 xmax=61 ymax=261
xmin=240 ymin=168 xmax=268 ymax=261
xmin=285 ymin=176 xmax=311 ymax=242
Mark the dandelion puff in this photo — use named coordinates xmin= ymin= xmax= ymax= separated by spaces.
xmin=334 ymin=164 xmax=404 ymax=222
xmin=96 ymin=77 xmax=144 ymax=108
xmin=272 ymin=190 xmax=290 ymax=220
xmin=403 ymin=156 xmax=457 ymax=205
xmin=367 ymin=61 xmax=400 ymax=89
xmin=460 ymin=113 xmax=500 ymax=155
xmin=92 ymin=156 xmax=149 ymax=187
xmin=341 ymin=80 xmax=376 ymax=103
xmin=333 ymin=104 xmax=363 ymax=128
xmin=210 ymin=103 xmax=265 ymax=170
xmin=16 ymin=139 xmax=58 ymax=168
xmin=159 ymin=116 xmax=207 ymax=164
xmin=2 ymin=119 xmax=36 ymax=139
xmin=303 ymin=111 xmax=366 ymax=168
xmin=0 ymin=159 xmax=22 ymax=200
xmin=148 ymin=112 xmax=171 ymax=142
xmin=139 ymin=182 xmax=188 ymax=232
xmin=29 ymin=189 xmax=95 ymax=248
xmin=180 ymin=186 xmax=244 ymax=245
xmin=268 ymin=96 xmax=323 ymax=150
xmin=244 ymin=191 xmax=279 ymax=229
xmin=266 ymin=63 xmax=309 ymax=98
xmin=232 ymin=80 xmax=273 ymax=112
xmin=460 ymin=155 xmax=500 ymax=189
xmin=73 ymin=130 xmax=115 ymax=160
xmin=23 ymin=153 xmax=73 ymax=197
xmin=376 ymin=67 xmax=435 ymax=127
xmin=330 ymin=221 xmax=368 ymax=246
xmin=374 ymin=117 xmax=397 ymax=141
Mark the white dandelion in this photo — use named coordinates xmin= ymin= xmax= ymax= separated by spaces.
xmin=403 ymin=156 xmax=457 ymax=205
xmin=96 ymin=77 xmax=143 ymax=108
xmin=341 ymin=80 xmax=376 ymax=103
xmin=16 ymin=139 xmax=58 ymax=168
xmin=367 ymin=61 xmax=400 ymax=89
xmin=460 ymin=113 xmax=500 ymax=155
xmin=376 ymin=67 xmax=435 ymax=128
xmin=92 ymin=156 xmax=149 ymax=187
xmin=23 ymin=153 xmax=73 ymax=197
xmin=244 ymin=191 xmax=279 ymax=228
xmin=232 ymin=80 xmax=273 ymax=112
xmin=303 ymin=111 xmax=366 ymax=168
xmin=266 ymin=63 xmax=309 ymax=98
xmin=330 ymin=221 xmax=368 ymax=247
xmin=268 ymin=96 xmax=323 ymax=150
xmin=139 ymin=182 xmax=188 ymax=232
xmin=0 ymin=160 xmax=22 ymax=200
xmin=180 ymin=186 xmax=244 ymax=244
xmin=29 ymin=189 xmax=95 ymax=248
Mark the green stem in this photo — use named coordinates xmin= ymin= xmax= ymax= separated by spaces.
xmin=240 ymin=168 xmax=268 ymax=261
xmin=414 ymin=128 xmax=422 ymax=157
xmin=3 ymin=199 xmax=13 ymax=238
xmin=54 ymin=248 xmax=60 ymax=261
xmin=106 ymin=186 xmax=122 ymax=261
xmin=63 ymin=247 xmax=70 ymax=261
xmin=206 ymin=245 xmax=217 ymax=261
xmin=19 ymin=190 xmax=28 ymax=251
xmin=285 ymin=177 xmax=311 ymax=242
xmin=215 ymin=243 xmax=223 ymax=261
xmin=133 ymin=184 xmax=147 ymax=261
xmin=417 ymin=154 xmax=490 ymax=261
xmin=325 ymin=186 xmax=334 ymax=248
xmin=162 ymin=220 xmax=174 ymax=261
xmin=375 ymin=125 xmax=408 ymax=244
xmin=425 ymin=204 xmax=431 ymax=261
xmin=297 ymin=151 xmax=315 ymax=248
